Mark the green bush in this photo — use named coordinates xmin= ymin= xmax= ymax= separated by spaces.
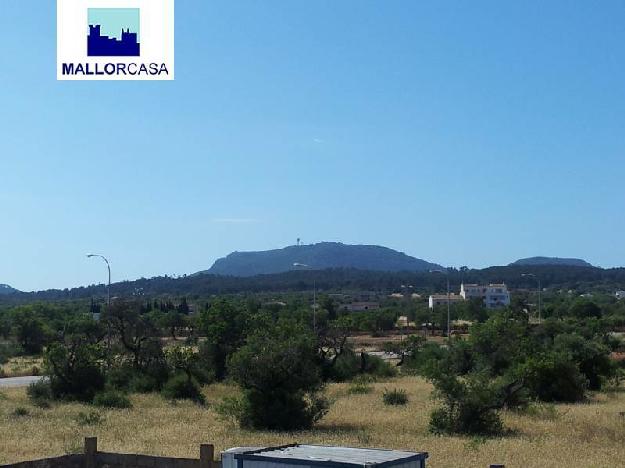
xmin=428 ymin=371 xmax=505 ymax=436
xmin=161 ymin=373 xmax=205 ymax=404
xmin=228 ymin=319 xmax=329 ymax=430
xmin=348 ymin=381 xmax=373 ymax=395
xmin=129 ymin=374 xmax=161 ymax=393
xmin=382 ymin=388 xmax=408 ymax=405
xmin=12 ymin=406 xmax=30 ymax=417
xmin=325 ymin=349 xmax=361 ymax=382
xmin=93 ymin=390 xmax=132 ymax=409
xmin=27 ymin=379 xmax=53 ymax=407
xmin=0 ymin=343 xmax=23 ymax=365
xmin=75 ymin=410 xmax=104 ymax=426
xmin=523 ymin=402 xmax=560 ymax=420
xmin=215 ymin=395 xmax=247 ymax=423
xmin=364 ymin=355 xmax=398 ymax=379
xmin=45 ymin=342 xmax=105 ymax=402
xmin=519 ymin=353 xmax=587 ymax=403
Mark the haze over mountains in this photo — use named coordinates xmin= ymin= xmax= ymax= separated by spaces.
xmin=202 ymin=242 xmax=444 ymax=277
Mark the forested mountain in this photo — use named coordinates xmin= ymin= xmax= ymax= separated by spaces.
xmin=203 ymin=242 xmax=443 ymax=277
xmin=510 ymin=257 xmax=593 ymax=267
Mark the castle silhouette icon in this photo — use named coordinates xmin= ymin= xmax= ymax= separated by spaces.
xmin=88 ymin=24 xmax=140 ymax=56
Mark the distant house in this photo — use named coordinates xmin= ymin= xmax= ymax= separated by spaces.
xmin=428 ymin=294 xmax=464 ymax=309
xmin=341 ymin=301 xmax=380 ymax=312
xmin=396 ymin=315 xmax=409 ymax=327
xmin=616 ymin=291 xmax=625 ymax=300
xmin=460 ymin=283 xmax=510 ymax=309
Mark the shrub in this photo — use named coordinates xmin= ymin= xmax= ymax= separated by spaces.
xmin=428 ymin=371 xmax=505 ymax=436
xmin=518 ymin=353 xmax=587 ymax=403
xmin=13 ymin=406 xmax=30 ymax=417
xmin=324 ymin=349 xmax=361 ymax=382
xmin=228 ymin=320 xmax=329 ymax=430
xmin=75 ymin=410 xmax=104 ymax=426
xmin=348 ymin=381 xmax=373 ymax=395
xmin=106 ymin=365 xmax=135 ymax=391
xmin=215 ymin=395 xmax=247 ymax=423
xmin=129 ymin=374 xmax=162 ymax=393
xmin=93 ymin=390 xmax=132 ymax=409
xmin=364 ymin=355 xmax=398 ymax=379
xmin=45 ymin=342 xmax=105 ymax=402
xmin=383 ymin=388 xmax=408 ymax=405
xmin=523 ymin=402 xmax=560 ymax=420
xmin=27 ymin=379 xmax=53 ymax=407
xmin=161 ymin=373 xmax=205 ymax=404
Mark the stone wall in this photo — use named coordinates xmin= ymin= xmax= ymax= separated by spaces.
xmin=1 ymin=438 xmax=219 ymax=468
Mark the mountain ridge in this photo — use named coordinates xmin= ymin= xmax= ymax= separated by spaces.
xmin=510 ymin=256 xmax=593 ymax=268
xmin=0 ymin=284 xmax=18 ymax=295
xmin=202 ymin=242 xmax=443 ymax=277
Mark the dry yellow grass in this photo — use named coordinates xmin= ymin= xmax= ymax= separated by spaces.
xmin=1 ymin=377 xmax=624 ymax=467
xmin=0 ymin=356 xmax=43 ymax=378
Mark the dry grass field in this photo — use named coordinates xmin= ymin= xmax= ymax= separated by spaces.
xmin=1 ymin=376 xmax=624 ymax=467
xmin=0 ymin=356 xmax=43 ymax=378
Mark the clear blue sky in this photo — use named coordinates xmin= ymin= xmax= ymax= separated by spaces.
xmin=2 ymin=0 xmax=624 ymax=291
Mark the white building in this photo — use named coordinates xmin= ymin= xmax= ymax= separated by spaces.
xmin=616 ymin=291 xmax=625 ymax=300
xmin=460 ymin=283 xmax=510 ymax=309
xmin=428 ymin=293 xmax=465 ymax=309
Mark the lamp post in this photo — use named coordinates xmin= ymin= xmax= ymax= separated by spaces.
xmin=430 ymin=269 xmax=451 ymax=338
xmin=293 ymin=262 xmax=317 ymax=331
xmin=521 ymin=273 xmax=541 ymax=324
xmin=87 ymin=254 xmax=111 ymax=308
xmin=87 ymin=254 xmax=112 ymax=359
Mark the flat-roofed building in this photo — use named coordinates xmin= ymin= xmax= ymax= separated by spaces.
xmin=461 ymin=283 xmax=510 ymax=309
xmin=428 ymin=293 xmax=464 ymax=309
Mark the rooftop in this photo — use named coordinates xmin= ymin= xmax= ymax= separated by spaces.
xmin=228 ymin=444 xmax=428 ymax=467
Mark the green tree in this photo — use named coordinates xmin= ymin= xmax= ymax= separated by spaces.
xmin=13 ymin=309 xmax=50 ymax=354
xmin=200 ymin=299 xmax=247 ymax=381
xmin=228 ymin=319 xmax=328 ymax=430
xmin=45 ymin=341 xmax=105 ymax=401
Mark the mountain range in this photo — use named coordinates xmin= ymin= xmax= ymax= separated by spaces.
xmin=202 ymin=242 xmax=444 ymax=277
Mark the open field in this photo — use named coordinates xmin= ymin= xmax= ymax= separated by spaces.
xmin=0 ymin=356 xmax=43 ymax=378
xmin=1 ymin=376 xmax=624 ymax=467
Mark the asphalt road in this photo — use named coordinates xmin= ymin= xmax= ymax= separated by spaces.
xmin=0 ymin=376 xmax=44 ymax=388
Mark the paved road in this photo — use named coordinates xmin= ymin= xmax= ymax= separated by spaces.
xmin=0 ymin=376 xmax=44 ymax=388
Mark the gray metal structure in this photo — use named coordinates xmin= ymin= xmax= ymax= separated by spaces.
xmin=222 ymin=445 xmax=428 ymax=468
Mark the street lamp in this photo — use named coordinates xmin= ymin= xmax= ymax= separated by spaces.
xmin=521 ymin=273 xmax=542 ymax=324
xmin=430 ymin=269 xmax=451 ymax=338
xmin=87 ymin=254 xmax=111 ymax=308
xmin=293 ymin=263 xmax=317 ymax=331
xmin=87 ymin=254 xmax=112 ymax=360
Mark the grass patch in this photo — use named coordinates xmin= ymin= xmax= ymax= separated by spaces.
xmin=0 ymin=377 xmax=624 ymax=467
xmin=382 ymin=388 xmax=408 ymax=406
xmin=75 ymin=410 xmax=104 ymax=426
xmin=93 ymin=390 xmax=132 ymax=409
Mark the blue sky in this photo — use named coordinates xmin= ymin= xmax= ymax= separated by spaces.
xmin=1 ymin=1 xmax=625 ymax=291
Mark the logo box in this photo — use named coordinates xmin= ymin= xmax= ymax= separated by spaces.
xmin=57 ymin=0 xmax=174 ymax=81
